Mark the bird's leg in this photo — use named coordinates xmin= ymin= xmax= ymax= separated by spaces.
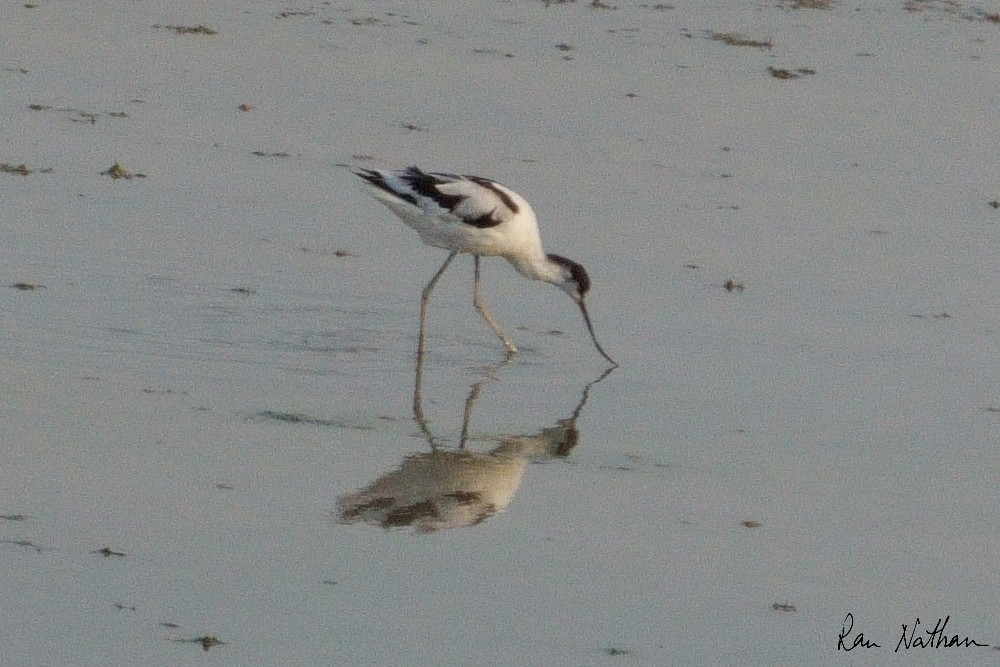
xmin=418 ymin=251 xmax=458 ymax=360
xmin=473 ymin=256 xmax=518 ymax=354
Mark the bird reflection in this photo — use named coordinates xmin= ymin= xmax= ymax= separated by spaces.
xmin=336 ymin=360 xmax=613 ymax=533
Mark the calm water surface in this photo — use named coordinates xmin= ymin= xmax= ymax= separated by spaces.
xmin=3 ymin=2 xmax=1000 ymax=666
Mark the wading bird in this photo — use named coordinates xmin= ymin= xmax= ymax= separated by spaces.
xmin=355 ymin=166 xmax=616 ymax=366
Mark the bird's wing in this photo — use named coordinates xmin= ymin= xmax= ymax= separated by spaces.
xmin=357 ymin=167 xmax=521 ymax=229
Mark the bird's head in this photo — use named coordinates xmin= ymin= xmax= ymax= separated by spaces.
xmin=545 ymin=254 xmax=616 ymax=366
xmin=546 ymin=254 xmax=591 ymax=303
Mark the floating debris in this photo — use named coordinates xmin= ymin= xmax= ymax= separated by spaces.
xmin=141 ymin=387 xmax=187 ymax=395
xmin=768 ymin=66 xmax=816 ymax=79
xmin=2 ymin=539 xmax=43 ymax=552
xmin=724 ymin=279 xmax=746 ymax=292
xmin=101 ymin=162 xmax=145 ymax=179
xmin=708 ymin=31 xmax=772 ymax=48
xmin=772 ymin=602 xmax=798 ymax=612
xmin=93 ymin=546 xmax=126 ymax=557
xmin=350 ymin=16 xmax=384 ymax=26
xmin=780 ymin=0 xmax=831 ymax=8
xmin=903 ymin=0 xmax=1000 ymax=22
xmin=1 ymin=163 xmax=31 ymax=175
xmin=171 ymin=635 xmax=226 ymax=651
xmin=12 ymin=282 xmax=45 ymax=291
xmin=155 ymin=24 xmax=218 ymax=35
xmin=299 ymin=245 xmax=348 ymax=256
xmin=741 ymin=520 xmax=762 ymax=528
xmin=472 ymin=48 xmax=515 ymax=58
xmin=28 ymin=104 xmax=127 ymax=123
xmin=255 ymin=410 xmax=375 ymax=430
xmin=198 ymin=636 xmax=225 ymax=651
xmin=2 ymin=162 xmax=50 ymax=175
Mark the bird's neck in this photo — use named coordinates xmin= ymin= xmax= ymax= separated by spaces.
xmin=508 ymin=252 xmax=563 ymax=285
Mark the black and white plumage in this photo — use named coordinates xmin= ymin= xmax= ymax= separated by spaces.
xmin=355 ymin=166 xmax=616 ymax=365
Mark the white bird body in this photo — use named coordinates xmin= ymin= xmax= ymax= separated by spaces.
xmin=355 ymin=166 xmax=616 ymax=365
xmin=361 ymin=170 xmax=551 ymax=274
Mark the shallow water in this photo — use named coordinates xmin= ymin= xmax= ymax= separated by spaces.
xmin=3 ymin=1 xmax=1000 ymax=665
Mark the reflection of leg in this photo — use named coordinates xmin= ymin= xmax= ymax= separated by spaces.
xmin=418 ymin=251 xmax=458 ymax=360
xmin=412 ymin=350 xmax=426 ymax=428
xmin=414 ymin=357 xmax=512 ymax=452
xmin=473 ymin=256 xmax=517 ymax=354
xmin=458 ymin=381 xmax=482 ymax=449
xmin=412 ymin=352 xmax=442 ymax=448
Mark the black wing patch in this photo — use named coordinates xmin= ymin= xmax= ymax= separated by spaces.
xmin=355 ymin=168 xmax=420 ymax=206
xmin=400 ymin=166 xmax=466 ymax=211
xmin=466 ymin=176 xmax=520 ymax=216
xmin=356 ymin=166 xmax=519 ymax=229
xmin=404 ymin=167 xmax=507 ymax=228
